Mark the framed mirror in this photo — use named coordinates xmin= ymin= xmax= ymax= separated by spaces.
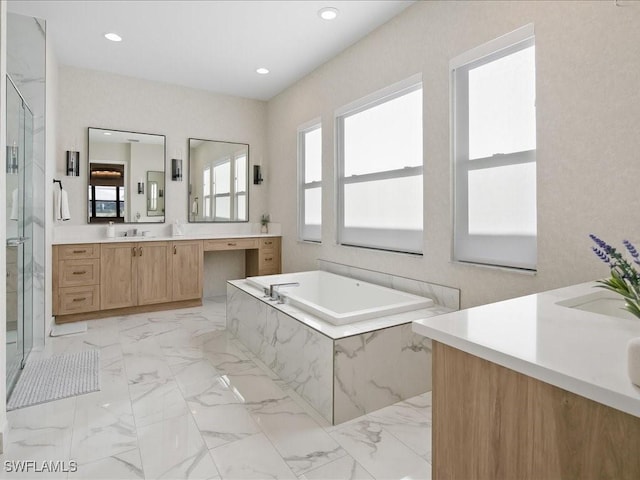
xmin=88 ymin=127 xmax=166 ymax=223
xmin=146 ymin=171 xmax=164 ymax=216
xmin=188 ymin=138 xmax=249 ymax=222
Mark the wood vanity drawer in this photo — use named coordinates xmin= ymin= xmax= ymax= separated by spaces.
xmin=259 ymin=249 xmax=280 ymax=272
xmin=260 ymin=237 xmax=280 ymax=251
xmin=203 ymin=238 xmax=259 ymax=251
xmin=59 ymin=259 xmax=100 ymax=287
xmin=57 ymin=243 xmax=100 ymax=260
xmin=58 ymin=285 xmax=100 ymax=315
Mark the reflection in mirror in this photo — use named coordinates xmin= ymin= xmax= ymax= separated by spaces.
xmin=146 ymin=171 xmax=164 ymax=216
xmin=88 ymin=128 xmax=166 ymax=223
xmin=188 ymin=138 xmax=249 ymax=222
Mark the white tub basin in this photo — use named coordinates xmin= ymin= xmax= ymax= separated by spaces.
xmin=246 ymin=270 xmax=433 ymax=325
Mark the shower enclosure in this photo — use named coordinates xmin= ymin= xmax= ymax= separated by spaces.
xmin=5 ymin=76 xmax=35 ymax=395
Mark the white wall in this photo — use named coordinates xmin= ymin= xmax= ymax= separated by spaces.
xmin=55 ymin=65 xmax=268 ymax=227
xmin=266 ymin=0 xmax=640 ymax=309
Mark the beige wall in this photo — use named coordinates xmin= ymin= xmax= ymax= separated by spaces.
xmin=266 ymin=0 xmax=640 ymax=308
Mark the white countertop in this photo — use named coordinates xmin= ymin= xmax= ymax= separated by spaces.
xmin=412 ymin=281 xmax=640 ymax=418
xmin=52 ymin=233 xmax=278 ymax=245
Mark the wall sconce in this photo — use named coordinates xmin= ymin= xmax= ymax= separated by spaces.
xmin=6 ymin=142 xmax=18 ymax=174
xmin=253 ymin=165 xmax=263 ymax=185
xmin=138 ymin=181 xmax=144 ymax=194
xmin=172 ymin=158 xmax=183 ymax=181
xmin=66 ymin=151 xmax=80 ymax=176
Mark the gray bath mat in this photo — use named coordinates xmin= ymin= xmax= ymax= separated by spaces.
xmin=7 ymin=350 xmax=100 ymax=411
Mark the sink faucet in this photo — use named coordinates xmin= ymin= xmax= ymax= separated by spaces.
xmin=268 ymin=282 xmax=300 ymax=301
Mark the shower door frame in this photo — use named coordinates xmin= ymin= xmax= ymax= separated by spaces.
xmin=5 ymin=74 xmax=35 ymax=396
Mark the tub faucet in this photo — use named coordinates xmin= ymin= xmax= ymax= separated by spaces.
xmin=269 ymin=282 xmax=300 ymax=301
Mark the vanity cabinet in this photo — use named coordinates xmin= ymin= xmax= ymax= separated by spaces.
xmin=171 ymin=240 xmax=203 ymax=301
xmin=53 ymin=243 xmax=101 ymax=316
xmin=246 ymin=237 xmax=281 ymax=276
xmin=53 ymin=235 xmax=279 ymax=323
xmin=100 ymin=242 xmax=173 ymax=310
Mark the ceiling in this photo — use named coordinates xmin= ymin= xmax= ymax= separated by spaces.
xmin=7 ymin=0 xmax=414 ymax=101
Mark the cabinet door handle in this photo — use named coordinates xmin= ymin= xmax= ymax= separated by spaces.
xmin=174 ymin=245 xmax=177 ymax=255
xmin=139 ymin=247 xmax=143 ymax=256
xmin=72 ymin=249 xmax=87 ymax=254
xmin=132 ymin=247 xmax=137 ymax=257
xmin=227 ymin=242 xmax=237 ymax=247
xmin=72 ymin=271 xmax=87 ymax=275
xmin=264 ymin=241 xmax=272 ymax=245
xmin=72 ymin=297 xmax=87 ymax=302
xmin=264 ymin=257 xmax=273 ymax=262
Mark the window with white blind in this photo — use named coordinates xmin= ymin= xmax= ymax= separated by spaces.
xmin=298 ymin=121 xmax=322 ymax=242
xmin=451 ymin=24 xmax=537 ymax=270
xmin=336 ymin=75 xmax=423 ymax=254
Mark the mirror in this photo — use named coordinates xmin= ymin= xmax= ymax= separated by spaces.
xmin=88 ymin=127 xmax=166 ymax=223
xmin=146 ymin=171 xmax=164 ymax=216
xmin=188 ymin=138 xmax=248 ymax=222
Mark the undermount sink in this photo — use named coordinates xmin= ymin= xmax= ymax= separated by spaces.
xmin=556 ymin=290 xmax=637 ymax=321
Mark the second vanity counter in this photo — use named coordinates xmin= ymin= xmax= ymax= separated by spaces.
xmin=413 ymin=281 xmax=640 ymax=418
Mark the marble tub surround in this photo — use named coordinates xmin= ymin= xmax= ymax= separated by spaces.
xmin=227 ymin=280 xmax=450 ymax=424
xmin=0 ymin=298 xmax=434 ymax=480
xmin=318 ymin=259 xmax=460 ymax=310
xmin=412 ymin=280 xmax=640 ymax=418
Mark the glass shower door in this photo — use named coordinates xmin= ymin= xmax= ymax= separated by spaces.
xmin=6 ymin=77 xmax=34 ymax=395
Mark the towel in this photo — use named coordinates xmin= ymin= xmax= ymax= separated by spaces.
xmin=54 ymin=188 xmax=71 ymax=221
xmin=10 ymin=188 xmax=18 ymax=220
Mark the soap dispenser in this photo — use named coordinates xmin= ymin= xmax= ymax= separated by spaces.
xmin=106 ymin=221 xmax=115 ymax=238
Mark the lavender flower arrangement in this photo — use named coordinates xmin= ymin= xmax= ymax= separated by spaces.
xmin=590 ymin=234 xmax=640 ymax=319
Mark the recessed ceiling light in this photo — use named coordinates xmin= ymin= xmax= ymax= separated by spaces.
xmin=103 ymin=132 xmax=112 ymax=135
xmin=318 ymin=7 xmax=339 ymax=20
xmin=104 ymin=32 xmax=122 ymax=42
xmin=256 ymin=67 xmax=270 ymax=75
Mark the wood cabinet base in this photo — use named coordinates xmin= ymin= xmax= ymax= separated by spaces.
xmin=55 ymin=299 xmax=202 ymax=324
xmin=433 ymin=341 xmax=640 ymax=480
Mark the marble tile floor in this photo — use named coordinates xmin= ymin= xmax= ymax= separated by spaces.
xmin=0 ymin=298 xmax=433 ymax=480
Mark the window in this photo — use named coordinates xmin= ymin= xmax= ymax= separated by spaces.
xmin=451 ymin=24 xmax=537 ymax=270
xmin=336 ymin=75 xmax=423 ymax=254
xmin=298 ymin=121 xmax=322 ymax=242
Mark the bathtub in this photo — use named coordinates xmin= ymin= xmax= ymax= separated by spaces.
xmin=246 ymin=270 xmax=433 ymax=326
